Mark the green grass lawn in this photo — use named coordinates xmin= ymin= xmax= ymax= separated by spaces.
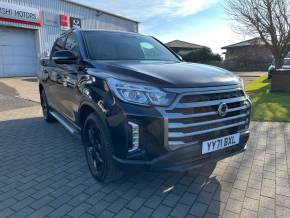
xmin=245 ymin=75 xmax=290 ymax=122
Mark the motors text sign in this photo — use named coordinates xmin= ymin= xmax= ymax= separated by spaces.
xmin=0 ymin=3 xmax=42 ymax=26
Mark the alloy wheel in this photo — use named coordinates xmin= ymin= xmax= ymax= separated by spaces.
xmin=86 ymin=122 xmax=105 ymax=177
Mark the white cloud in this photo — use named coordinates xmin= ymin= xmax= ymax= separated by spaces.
xmin=164 ymin=0 xmax=219 ymax=16
xmin=82 ymin=0 xmax=219 ymax=20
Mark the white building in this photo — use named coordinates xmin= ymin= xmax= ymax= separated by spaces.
xmin=0 ymin=0 xmax=139 ymax=77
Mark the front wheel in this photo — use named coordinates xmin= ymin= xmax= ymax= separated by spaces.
xmin=82 ymin=112 xmax=122 ymax=183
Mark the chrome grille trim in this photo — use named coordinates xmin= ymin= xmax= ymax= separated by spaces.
xmin=166 ymin=105 xmax=250 ymax=119
xmin=175 ymin=96 xmax=246 ymax=108
xmin=169 ymin=114 xmax=248 ymax=129
xmin=166 ymin=111 xmax=217 ymax=119
xmin=168 ymin=141 xmax=199 ymax=148
xmin=157 ymin=85 xmax=251 ymax=150
xmin=168 ymin=121 xmax=247 ymax=138
xmin=163 ymin=84 xmax=242 ymax=93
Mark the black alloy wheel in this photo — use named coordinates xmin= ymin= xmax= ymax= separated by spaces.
xmin=86 ymin=121 xmax=106 ymax=178
xmin=83 ymin=113 xmax=122 ymax=182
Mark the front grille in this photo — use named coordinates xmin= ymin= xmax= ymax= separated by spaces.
xmin=160 ymin=85 xmax=251 ymax=150
xmin=180 ymin=90 xmax=244 ymax=103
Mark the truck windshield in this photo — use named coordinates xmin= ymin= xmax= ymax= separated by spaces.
xmin=83 ymin=31 xmax=179 ymax=61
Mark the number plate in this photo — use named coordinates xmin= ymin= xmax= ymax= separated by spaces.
xmin=202 ymin=133 xmax=240 ymax=154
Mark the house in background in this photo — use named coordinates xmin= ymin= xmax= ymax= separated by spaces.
xmin=166 ymin=40 xmax=206 ymax=56
xmin=222 ymin=38 xmax=272 ymax=71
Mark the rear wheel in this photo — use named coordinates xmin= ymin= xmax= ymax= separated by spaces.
xmin=40 ymin=90 xmax=55 ymax=122
xmin=82 ymin=112 xmax=122 ymax=183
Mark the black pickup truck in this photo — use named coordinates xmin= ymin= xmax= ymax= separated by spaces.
xmin=39 ymin=29 xmax=251 ymax=182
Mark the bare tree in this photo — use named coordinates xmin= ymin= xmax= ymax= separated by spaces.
xmin=225 ymin=0 xmax=290 ymax=68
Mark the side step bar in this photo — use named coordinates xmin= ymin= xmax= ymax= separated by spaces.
xmin=49 ymin=111 xmax=80 ymax=136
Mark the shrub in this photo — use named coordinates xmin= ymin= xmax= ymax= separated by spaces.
xmin=182 ymin=47 xmax=222 ymax=63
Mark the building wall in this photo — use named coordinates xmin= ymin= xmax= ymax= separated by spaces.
xmin=224 ymin=45 xmax=273 ymax=71
xmin=0 ymin=0 xmax=138 ymax=59
xmin=225 ymin=46 xmax=272 ymax=62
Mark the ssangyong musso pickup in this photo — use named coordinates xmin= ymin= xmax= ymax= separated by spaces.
xmin=39 ymin=29 xmax=251 ymax=182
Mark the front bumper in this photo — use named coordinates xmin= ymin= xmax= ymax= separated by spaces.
xmin=113 ymin=130 xmax=249 ymax=172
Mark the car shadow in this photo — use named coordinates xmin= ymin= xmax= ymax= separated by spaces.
xmin=0 ymin=81 xmax=19 ymax=97
xmin=0 ymin=117 xmax=222 ymax=217
xmin=21 ymin=78 xmax=38 ymax=83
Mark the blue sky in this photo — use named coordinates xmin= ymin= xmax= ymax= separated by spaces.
xmin=76 ymin=0 xmax=246 ymax=54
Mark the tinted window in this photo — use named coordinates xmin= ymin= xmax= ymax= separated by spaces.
xmin=84 ymin=31 xmax=179 ymax=61
xmin=65 ymin=34 xmax=79 ymax=58
xmin=51 ymin=36 xmax=66 ymax=57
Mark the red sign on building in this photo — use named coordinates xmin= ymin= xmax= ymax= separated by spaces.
xmin=60 ymin=14 xmax=70 ymax=30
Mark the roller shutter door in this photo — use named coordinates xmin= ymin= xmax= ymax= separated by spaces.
xmin=0 ymin=27 xmax=37 ymax=77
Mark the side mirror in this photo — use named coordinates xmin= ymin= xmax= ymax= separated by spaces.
xmin=177 ymin=54 xmax=183 ymax=61
xmin=52 ymin=50 xmax=77 ymax=64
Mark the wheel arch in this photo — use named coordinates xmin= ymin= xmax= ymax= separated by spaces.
xmin=78 ymin=101 xmax=108 ymax=129
xmin=79 ymin=104 xmax=96 ymax=128
xmin=78 ymin=101 xmax=128 ymax=159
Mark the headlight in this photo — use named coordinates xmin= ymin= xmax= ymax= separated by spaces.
xmin=107 ymin=78 xmax=175 ymax=106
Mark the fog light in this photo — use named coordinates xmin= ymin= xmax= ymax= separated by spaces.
xmin=128 ymin=122 xmax=139 ymax=152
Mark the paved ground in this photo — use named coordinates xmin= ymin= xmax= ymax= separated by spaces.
xmin=0 ymin=77 xmax=290 ymax=218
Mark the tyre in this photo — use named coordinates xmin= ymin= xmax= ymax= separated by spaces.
xmin=40 ymin=90 xmax=55 ymax=122
xmin=82 ymin=112 xmax=122 ymax=182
